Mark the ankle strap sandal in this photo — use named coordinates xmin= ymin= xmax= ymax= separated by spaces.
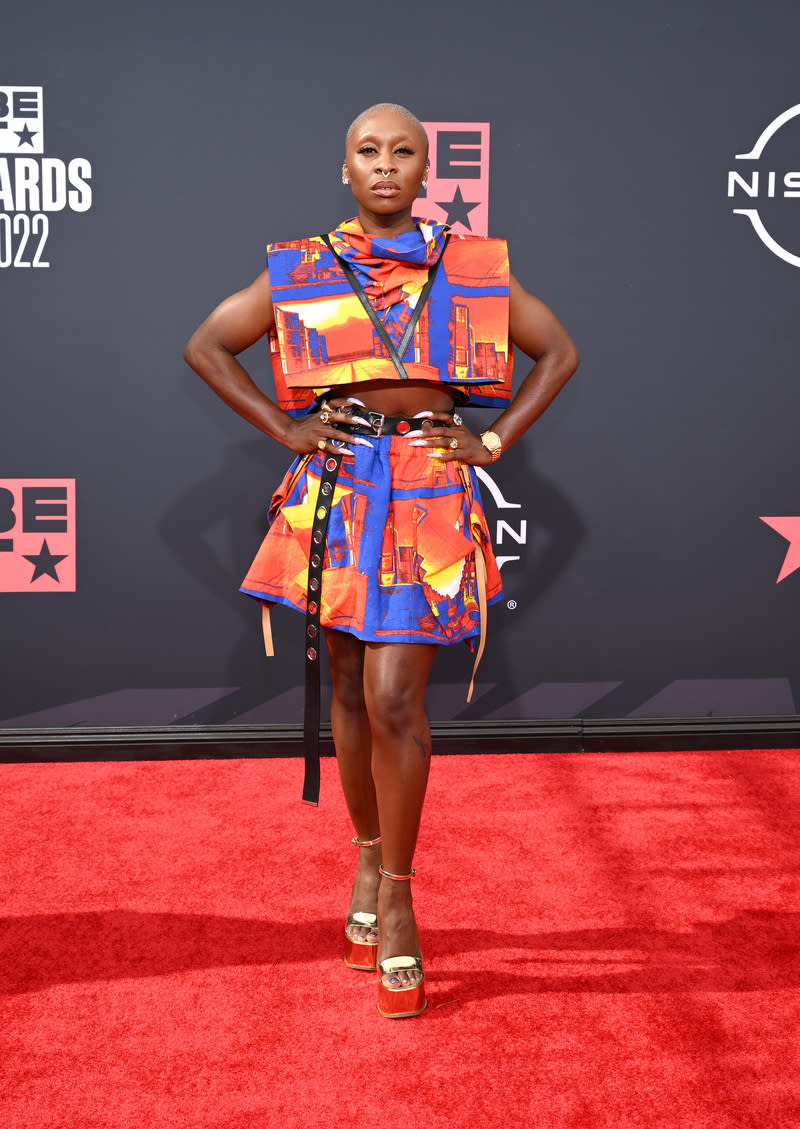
xmin=344 ymin=835 xmax=382 ymax=971
xmin=377 ymin=955 xmax=426 ymax=1019
xmin=375 ymin=865 xmax=426 ymax=1018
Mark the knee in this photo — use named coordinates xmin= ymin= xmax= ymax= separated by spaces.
xmin=330 ymin=657 xmax=366 ymax=714
xmin=365 ymin=677 xmax=425 ymax=736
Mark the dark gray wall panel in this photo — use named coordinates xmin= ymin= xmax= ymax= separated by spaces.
xmin=2 ymin=0 xmax=799 ymax=724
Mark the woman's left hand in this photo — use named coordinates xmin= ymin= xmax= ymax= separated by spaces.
xmin=406 ymin=411 xmax=491 ymax=466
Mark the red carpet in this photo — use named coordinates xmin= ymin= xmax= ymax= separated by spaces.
xmin=2 ymin=750 xmax=800 ymax=1128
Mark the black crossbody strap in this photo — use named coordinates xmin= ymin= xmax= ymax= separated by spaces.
xmin=320 ymin=232 xmax=449 ymax=380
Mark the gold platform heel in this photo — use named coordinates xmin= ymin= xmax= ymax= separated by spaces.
xmin=376 ymin=865 xmax=426 ymax=1019
xmin=344 ymin=835 xmax=381 ymax=971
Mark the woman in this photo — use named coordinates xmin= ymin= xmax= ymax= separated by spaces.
xmin=184 ymin=102 xmax=579 ymax=1018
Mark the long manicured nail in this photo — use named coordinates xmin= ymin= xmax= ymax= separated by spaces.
xmin=413 ymin=410 xmax=434 ymax=418
xmin=346 ymin=397 xmax=366 ymax=407
xmin=349 ymin=436 xmax=374 ymax=448
xmin=403 ymin=429 xmax=424 ymax=438
xmin=409 ymin=439 xmax=429 ymax=446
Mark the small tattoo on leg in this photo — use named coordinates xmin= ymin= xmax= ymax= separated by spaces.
xmin=412 ymin=733 xmax=431 ymax=761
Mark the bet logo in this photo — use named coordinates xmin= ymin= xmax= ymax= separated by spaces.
xmin=414 ymin=122 xmax=490 ymax=235
xmin=0 ymin=479 xmax=76 ymax=592
xmin=0 ymin=86 xmax=43 ymax=154
xmin=728 ymin=105 xmax=800 ymax=268
xmin=0 ymin=85 xmax=93 ymax=270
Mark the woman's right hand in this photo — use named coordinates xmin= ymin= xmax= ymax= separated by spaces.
xmin=282 ymin=398 xmax=374 ymax=456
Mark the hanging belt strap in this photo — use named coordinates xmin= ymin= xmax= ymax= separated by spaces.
xmin=302 ymin=448 xmax=344 ymax=805
xmin=320 ymin=233 xmax=449 ymax=382
xmin=457 ymin=463 xmax=489 ymax=703
xmin=260 ymin=452 xmax=314 ymax=666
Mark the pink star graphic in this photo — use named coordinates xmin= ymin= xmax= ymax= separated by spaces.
xmin=760 ymin=516 xmax=800 ymax=582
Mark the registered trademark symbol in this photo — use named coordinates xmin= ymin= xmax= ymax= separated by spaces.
xmin=506 ymin=599 xmax=517 ymax=610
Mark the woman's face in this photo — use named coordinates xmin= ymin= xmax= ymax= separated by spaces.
xmin=344 ymin=110 xmax=428 ymax=225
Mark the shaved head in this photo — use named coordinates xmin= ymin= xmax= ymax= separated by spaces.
xmin=345 ymin=103 xmax=429 ymax=155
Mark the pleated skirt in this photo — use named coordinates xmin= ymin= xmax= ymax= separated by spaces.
xmin=240 ymin=437 xmax=503 ymax=646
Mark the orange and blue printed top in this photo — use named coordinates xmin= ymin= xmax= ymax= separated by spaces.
xmin=266 ymin=218 xmax=512 ymax=417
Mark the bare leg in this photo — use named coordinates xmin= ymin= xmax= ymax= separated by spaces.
xmin=363 ymin=642 xmax=438 ymax=987
xmin=325 ymin=629 xmax=381 ymax=942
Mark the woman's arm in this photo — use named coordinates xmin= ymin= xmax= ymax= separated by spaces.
xmin=184 ymin=270 xmax=350 ymax=454
xmin=490 ymin=272 xmax=580 ymax=452
xmin=183 ymin=269 xmax=292 ymax=441
xmin=412 ymin=272 xmax=580 ymax=464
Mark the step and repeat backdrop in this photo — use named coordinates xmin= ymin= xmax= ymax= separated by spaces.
xmin=2 ymin=0 xmax=799 ymax=728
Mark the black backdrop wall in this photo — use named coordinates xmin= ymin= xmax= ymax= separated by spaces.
xmin=2 ymin=0 xmax=800 ymax=730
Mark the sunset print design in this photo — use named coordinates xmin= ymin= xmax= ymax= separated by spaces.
xmin=266 ymin=234 xmax=512 ymax=417
xmin=240 ymin=439 xmax=503 ymax=646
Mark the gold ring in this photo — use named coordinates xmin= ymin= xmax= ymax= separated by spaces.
xmin=317 ymin=439 xmax=326 ymax=450
xmin=450 ymin=437 xmax=458 ymax=450
xmin=319 ymin=411 xmax=330 ymax=424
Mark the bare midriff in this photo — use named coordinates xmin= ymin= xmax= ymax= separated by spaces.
xmin=322 ymin=379 xmax=457 ymax=418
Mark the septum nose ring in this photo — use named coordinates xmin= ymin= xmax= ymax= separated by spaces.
xmin=381 ymin=170 xmax=392 ymax=178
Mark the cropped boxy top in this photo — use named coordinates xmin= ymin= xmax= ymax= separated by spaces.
xmin=266 ymin=232 xmax=513 ymax=417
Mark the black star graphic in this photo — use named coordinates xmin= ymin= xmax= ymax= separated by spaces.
xmin=435 ymin=185 xmax=480 ymax=230
xmin=15 ymin=124 xmax=37 ymax=148
xmin=23 ymin=539 xmax=68 ymax=582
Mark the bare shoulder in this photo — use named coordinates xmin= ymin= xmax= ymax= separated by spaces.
xmin=508 ymin=271 xmax=578 ymax=363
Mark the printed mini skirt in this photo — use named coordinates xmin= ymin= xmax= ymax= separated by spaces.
xmin=240 ymin=437 xmax=503 ymax=646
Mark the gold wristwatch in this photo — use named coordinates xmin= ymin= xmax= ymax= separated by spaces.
xmin=480 ymin=430 xmax=503 ymax=463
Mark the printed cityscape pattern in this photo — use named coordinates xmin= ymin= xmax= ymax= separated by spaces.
xmin=266 ymin=234 xmax=512 ymax=417
xmin=240 ymin=443 xmax=503 ymax=645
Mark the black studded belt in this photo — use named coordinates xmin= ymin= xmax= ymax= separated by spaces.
xmin=336 ymin=412 xmax=429 ymax=437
